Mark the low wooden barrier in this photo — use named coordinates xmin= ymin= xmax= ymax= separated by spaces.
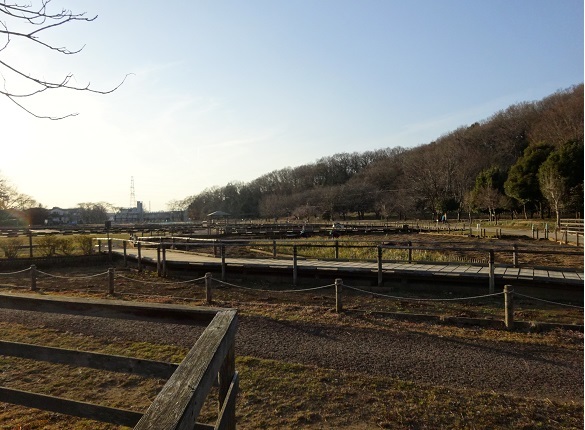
xmin=96 ymin=237 xmax=583 ymax=292
xmin=0 ymin=293 xmax=238 ymax=429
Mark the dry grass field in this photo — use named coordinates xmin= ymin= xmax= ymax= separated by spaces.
xmin=0 ymin=232 xmax=582 ymax=429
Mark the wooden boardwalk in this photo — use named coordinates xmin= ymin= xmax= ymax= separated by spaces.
xmin=118 ymin=248 xmax=584 ymax=288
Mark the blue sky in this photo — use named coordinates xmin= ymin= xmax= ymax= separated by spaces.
xmin=1 ymin=0 xmax=583 ymax=212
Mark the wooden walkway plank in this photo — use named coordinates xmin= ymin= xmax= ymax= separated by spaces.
xmin=118 ymin=249 xmax=583 ymax=287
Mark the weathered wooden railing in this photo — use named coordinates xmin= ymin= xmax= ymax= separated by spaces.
xmin=98 ymin=236 xmax=584 ymax=271
xmin=558 ymin=218 xmax=584 ymax=246
xmin=0 ymin=293 xmax=238 ymax=430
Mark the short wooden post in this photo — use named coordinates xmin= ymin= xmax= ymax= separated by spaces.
xmin=108 ymin=238 xmax=113 ymax=261
xmin=137 ymin=242 xmax=143 ymax=272
xmin=377 ymin=245 xmax=383 ymax=287
xmin=205 ymin=272 xmax=212 ymax=304
xmin=407 ymin=241 xmax=412 ymax=263
xmin=221 ymin=245 xmax=226 ymax=281
xmin=512 ymin=244 xmax=518 ymax=268
xmin=123 ymin=240 xmax=128 ymax=267
xmin=28 ymin=232 xmax=33 ymax=258
xmin=218 ymin=343 xmax=236 ymax=429
xmin=162 ymin=246 xmax=167 ymax=278
xmin=156 ymin=246 xmax=162 ymax=276
xmin=504 ymin=285 xmax=514 ymax=330
xmin=272 ymin=240 xmax=277 ymax=258
xmin=30 ymin=265 xmax=37 ymax=291
xmin=108 ymin=268 xmax=115 ymax=295
xmin=335 ymin=278 xmax=343 ymax=313
xmin=98 ymin=239 xmax=102 ymax=253
xmin=293 ymin=245 xmax=298 ymax=286
xmin=488 ymin=250 xmax=495 ymax=294
xmin=334 ymin=240 xmax=339 ymax=259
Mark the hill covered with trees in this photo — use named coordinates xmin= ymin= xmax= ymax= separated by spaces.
xmin=183 ymin=84 xmax=583 ymax=225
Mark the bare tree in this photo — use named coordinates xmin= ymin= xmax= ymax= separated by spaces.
xmin=0 ymin=0 xmax=127 ymax=119
xmin=0 ymin=173 xmax=37 ymax=210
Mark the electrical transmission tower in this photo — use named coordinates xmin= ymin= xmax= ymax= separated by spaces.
xmin=130 ymin=176 xmax=136 ymax=208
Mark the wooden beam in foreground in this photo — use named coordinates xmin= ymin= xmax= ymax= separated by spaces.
xmin=0 ymin=340 xmax=178 ymax=379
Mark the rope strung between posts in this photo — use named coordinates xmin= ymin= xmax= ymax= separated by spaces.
xmin=514 ymin=292 xmax=584 ymax=309
xmin=0 ymin=268 xmax=30 ymax=276
xmin=36 ymin=269 xmax=109 ymax=279
xmin=343 ymin=284 xmax=504 ymax=302
xmin=214 ymin=278 xmax=335 ymax=293
xmin=116 ymin=274 xmax=207 ymax=285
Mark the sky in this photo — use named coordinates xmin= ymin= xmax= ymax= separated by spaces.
xmin=1 ymin=0 xmax=583 ymax=212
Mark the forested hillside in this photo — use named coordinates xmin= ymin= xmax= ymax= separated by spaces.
xmin=184 ymin=84 xmax=583 ymax=224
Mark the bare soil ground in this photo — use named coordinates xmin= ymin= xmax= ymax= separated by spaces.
xmin=0 ymin=232 xmax=582 ymax=429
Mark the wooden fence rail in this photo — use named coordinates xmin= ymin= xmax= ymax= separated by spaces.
xmin=0 ymin=293 xmax=238 ymax=430
xmin=90 ymin=236 xmax=584 ymax=295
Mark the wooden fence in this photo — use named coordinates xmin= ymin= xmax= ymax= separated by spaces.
xmin=93 ymin=237 xmax=583 ymax=297
xmin=0 ymin=293 xmax=238 ymax=430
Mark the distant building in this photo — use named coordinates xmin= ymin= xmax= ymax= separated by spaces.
xmin=48 ymin=207 xmax=82 ymax=225
xmin=113 ymin=201 xmax=189 ymax=224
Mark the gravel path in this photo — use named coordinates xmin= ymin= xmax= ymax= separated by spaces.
xmin=1 ymin=308 xmax=581 ymax=403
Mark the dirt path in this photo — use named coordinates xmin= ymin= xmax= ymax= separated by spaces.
xmin=235 ymin=315 xmax=583 ymax=403
xmin=1 ymin=308 xmax=581 ymax=403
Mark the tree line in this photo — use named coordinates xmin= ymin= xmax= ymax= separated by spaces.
xmin=2 ymin=84 xmax=582 ymax=227
xmin=183 ymin=84 xmax=583 ymax=226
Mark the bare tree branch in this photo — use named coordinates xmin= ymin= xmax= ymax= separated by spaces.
xmin=0 ymin=0 xmax=126 ymax=119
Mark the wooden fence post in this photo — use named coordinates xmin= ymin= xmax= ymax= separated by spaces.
xmin=205 ymin=272 xmax=212 ymax=304
xmin=30 ymin=265 xmax=37 ymax=291
xmin=156 ymin=246 xmax=161 ymax=277
xmin=137 ymin=242 xmax=143 ymax=272
xmin=488 ymin=250 xmax=495 ymax=294
xmin=221 ymin=245 xmax=226 ymax=281
xmin=377 ymin=245 xmax=383 ymax=287
xmin=504 ymin=284 xmax=514 ymax=330
xmin=407 ymin=241 xmax=412 ymax=263
xmin=108 ymin=239 xmax=113 ymax=261
xmin=28 ymin=232 xmax=33 ymax=258
xmin=162 ymin=246 xmax=167 ymax=278
xmin=98 ymin=240 xmax=102 ymax=253
xmin=512 ymin=244 xmax=518 ymax=268
xmin=218 ymin=343 xmax=236 ymax=430
xmin=272 ymin=240 xmax=277 ymax=258
xmin=123 ymin=241 xmax=128 ymax=267
xmin=335 ymin=240 xmax=339 ymax=259
xmin=293 ymin=245 xmax=298 ymax=286
xmin=335 ymin=278 xmax=343 ymax=313
xmin=108 ymin=268 xmax=115 ymax=295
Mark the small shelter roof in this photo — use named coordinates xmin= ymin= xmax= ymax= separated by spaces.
xmin=207 ymin=211 xmax=230 ymax=217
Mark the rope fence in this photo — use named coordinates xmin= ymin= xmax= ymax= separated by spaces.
xmin=0 ymin=266 xmax=582 ymax=330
